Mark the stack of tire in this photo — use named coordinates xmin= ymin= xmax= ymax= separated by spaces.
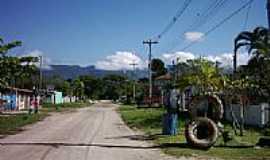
xmin=185 ymin=94 xmax=223 ymax=149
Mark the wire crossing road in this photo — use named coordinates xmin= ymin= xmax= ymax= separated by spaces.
xmin=0 ymin=102 xmax=183 ymax=160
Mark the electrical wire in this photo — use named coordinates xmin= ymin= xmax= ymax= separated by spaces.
xmin=160 ymin=0 xmax=229 ymax=54
xmin=155 ymin=0 xmax=193 ymax=40
xmin=180 ymin=0 xmax=255 ymax=51
xmin=190 ymin=0 xmax=229 ymax=30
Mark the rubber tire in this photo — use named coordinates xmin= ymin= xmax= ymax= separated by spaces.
xmin=188 ymin=94 xmax=224 ymax=122
xmin=185 ymin=117 xmax=219 ymax=149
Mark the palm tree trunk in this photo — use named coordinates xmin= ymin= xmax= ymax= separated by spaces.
xmin=229 ymin=97 xmax=239 ymax=135
xmin=239 ymin=96 xmax=245 ymax=136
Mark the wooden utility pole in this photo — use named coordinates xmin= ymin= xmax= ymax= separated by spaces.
xmin=267 ymin=0 xmax=270 ymax=28
xmin=39 ymin=56 xmax=43 ymax=91
xmin=143 ymin=39 xmax=158 ymax=105
xmin=130 ymin=61 xmax=138 ymax=101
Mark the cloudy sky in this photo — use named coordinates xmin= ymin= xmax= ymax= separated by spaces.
xmin=0 ymin=0 xmax=267 ymax=70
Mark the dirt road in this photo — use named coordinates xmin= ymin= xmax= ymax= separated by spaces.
xmin=0 ymin=102 xmax=188 ymax=160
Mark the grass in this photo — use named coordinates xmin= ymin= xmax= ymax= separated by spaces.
xmin=0 ymin=113 xmax=48 ymax=135
xmin=42 ymin=102 xmax=90 ymax=112
xmin=0 ymin=102 xmax=90 ymax=136
xmin=118 ymin=105 xmax=270 ymax=160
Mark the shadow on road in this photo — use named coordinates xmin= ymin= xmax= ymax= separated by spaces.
xmin=105 ymin=134 xmax=162 ymax=141
xmin=0 ymin=142 xmax=161 ymax=150
xmin=0 ymin=142 xmax=257 ymax=150
xmin=159 ymin=143 xmax=255 ymax=150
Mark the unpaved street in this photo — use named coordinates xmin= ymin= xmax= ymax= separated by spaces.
xmin=0 ymin=102 xmax=187 ymax=160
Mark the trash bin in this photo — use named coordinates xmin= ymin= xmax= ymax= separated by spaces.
xmin=162 ymin=113 xmax=178 ymax=135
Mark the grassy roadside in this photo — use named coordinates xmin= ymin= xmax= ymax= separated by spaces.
xmin=0 ymin=102 xmax=90 ymax=136
xmin=118 ymin=105 xmax=270 ymax=160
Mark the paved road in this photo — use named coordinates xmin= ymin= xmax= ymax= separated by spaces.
xmin=0 ymin=102 xmax=188 ymax=160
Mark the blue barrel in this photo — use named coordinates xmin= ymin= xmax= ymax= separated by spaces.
xmin=162 ymin=113 xmax=178 ymax=135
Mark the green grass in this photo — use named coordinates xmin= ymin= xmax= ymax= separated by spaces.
xmin=42 ymin=102 xmax=90 ymax=112
xmin=0 ymin=113 xmax=48 ymax=135
xmin=118 ymin=105 xmax=270 ymax=160
xmin=0 ymin=102 xmax=90 ymax=136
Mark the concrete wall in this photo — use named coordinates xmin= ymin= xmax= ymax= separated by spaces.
xmin=224 ymin=103 xmax=269 ymax=128
xmin=16 ymin=94 xmax=31 ymax=110
xmin=63 ymin=96 xmax=76 ymax=103
xmin=53 ymin=91 xmax=63 ymax=104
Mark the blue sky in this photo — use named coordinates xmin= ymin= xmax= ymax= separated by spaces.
xmin=0 ymin=0 xmax=268 ymax=70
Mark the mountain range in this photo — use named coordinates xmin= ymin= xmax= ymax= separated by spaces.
xmin=43 ymin=65 xmax=148 ymax=80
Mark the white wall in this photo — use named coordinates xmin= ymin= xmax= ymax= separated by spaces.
xmin=63 ymin=96 xmax=76 ymax=103
xmin=224 ymin=103 xmax=269 ymax=128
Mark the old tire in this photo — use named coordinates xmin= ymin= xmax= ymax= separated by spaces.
xmin=185 ymin=117 xmax=218 ymax=149
xmin=189 ymin=94 xmax=224 ymax=122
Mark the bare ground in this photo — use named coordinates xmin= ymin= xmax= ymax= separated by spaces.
xmin=0 ymin=102 xmax=196 ymax=160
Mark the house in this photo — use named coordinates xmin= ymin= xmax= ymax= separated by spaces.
xmin=44 ymin=91 xmax=64 ymax=104
xmin=154 ymin=73 xmax=172 ymax=106
xmin=0 ymin=87 xmax=35 ymax=111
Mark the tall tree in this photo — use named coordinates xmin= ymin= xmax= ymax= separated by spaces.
xmin=234 ymin=26 xmax=270 ymax=98
xmin=234 ymin=26 xmax=270 ymax=72
xmin=151 ymin=58 xmax=167 ymax=78
xmin=177 ymin=58 xmax=224 ymax=94
xmin=0 ymin=37 xmax=38 ymax=89
xmin=72 ymin=78 xmax=85 ymax=100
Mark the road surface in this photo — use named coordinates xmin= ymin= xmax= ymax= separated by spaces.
xmin=0 ymin=102 xmax=189 ymax=160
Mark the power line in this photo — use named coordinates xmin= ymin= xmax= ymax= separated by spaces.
xmin=180 ymin=0 xmax=255 ymax=51
xmin=160 ymin=0 xmax=229 ymax=54
xmin=189 ymin=0 xmax=229 ymax=31
xmin=155 ymin=0 xmax=193 ymax=40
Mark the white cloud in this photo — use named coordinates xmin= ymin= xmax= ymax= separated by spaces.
xmin=21 ymin=50 xmax=52 ymax=70
xmin=161 ymin=51 xmax=195 ymax=64
xmin=204 ymin=52 xmax=250 ymax=67
xmin=161 ymin=51 xmax=250 ymax=68
xmin=95 ymin=51 xmax=146 ymax=70
xmin=184 ymin=32 xmax=205 ymax=42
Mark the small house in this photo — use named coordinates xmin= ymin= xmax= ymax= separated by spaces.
xmin=0 ymin=87 xmax=34 ymax=111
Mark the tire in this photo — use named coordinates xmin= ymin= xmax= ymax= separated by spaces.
xmin=188 ymin=94 xmax=224 ymax=122
xmin=185 ymin=117 xmax=219 ymax=149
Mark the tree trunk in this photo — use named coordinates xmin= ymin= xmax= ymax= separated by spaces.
xmin=228 ymin=97 xmax=239 ymax=135
xmin=239 ymin=96 xmax=245 ymax=136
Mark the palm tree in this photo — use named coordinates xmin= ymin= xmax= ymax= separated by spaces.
xmin=0 ymin=37 xmax=21 ymax=57
xmin=234 ymin=27 xmax=270 ymax=72
xmin=232 ymin=27 xmax=270 ymax=135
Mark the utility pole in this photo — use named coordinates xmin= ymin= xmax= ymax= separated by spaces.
xmin=130 ymin=60 xmax=138 ymax=101
xmin=143 ymin=39 xmax=158 ymax=105
xmin=39 ymin=56 xmax=43 ymax=91
xmin=267 ymin=0 xmax=270 ymax=28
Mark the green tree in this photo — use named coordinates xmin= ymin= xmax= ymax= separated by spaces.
xmin=151 ymin=58 xmax=167 ymax=78
xmin=0 ymin=37 xmax=38 ymax=89
xmin=234 ymin=26 xmax=270 ymax=98
xmin=72 ymin=78 xmax=85 ymax=100
xmin=79 ymin=75 xmax=102 ymax=99
xmin=234 ymin=26 xmax=270 ymax=72
xmin=177 ymin=58 xmax=224 ymax=95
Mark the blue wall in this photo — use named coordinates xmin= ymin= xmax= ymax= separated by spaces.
xmin=0 ymin=94 xmax=16 ymax=110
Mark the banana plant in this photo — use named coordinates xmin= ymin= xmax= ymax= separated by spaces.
xmin=177 ymin=58 xmax=225 ymax=95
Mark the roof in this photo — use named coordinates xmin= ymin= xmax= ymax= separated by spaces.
xmin=6 ymin=87 xmax=33 ymax=93
xmin=155 ymin=73 xmax=172 ymax=81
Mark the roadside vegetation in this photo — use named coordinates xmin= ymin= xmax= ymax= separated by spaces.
xmin=119 ymin=105 xmax=270 ymax=160
xmin=0 ymin=102 xmax=91 ymax=136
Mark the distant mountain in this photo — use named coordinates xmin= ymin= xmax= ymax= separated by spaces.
xmin=43 ymin=65 xmax=148 ymax=80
